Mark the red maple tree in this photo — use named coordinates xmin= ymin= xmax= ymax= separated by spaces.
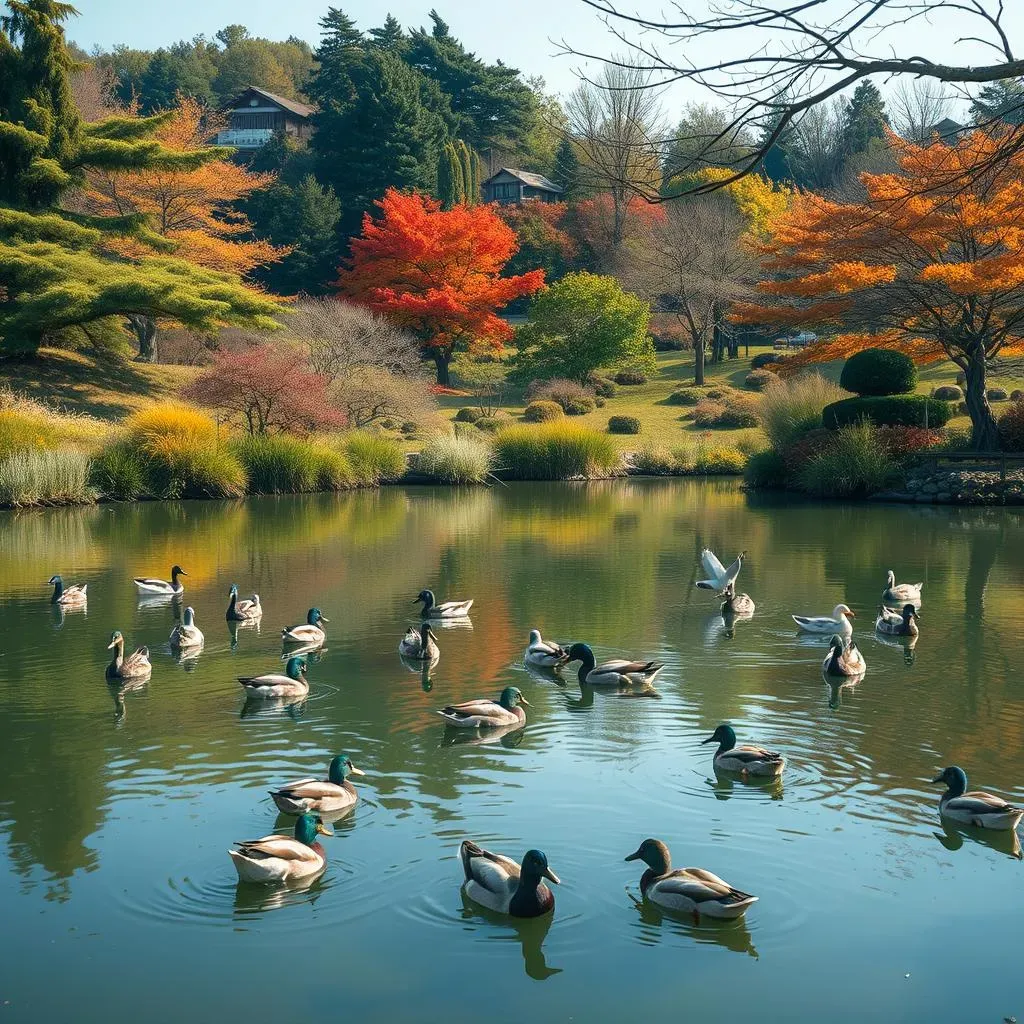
xmin=337 ymin=189 xmax=545 ymax=384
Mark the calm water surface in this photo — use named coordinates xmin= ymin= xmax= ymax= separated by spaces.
xmin=0 ymin=481 xmax=1021 ymax=1023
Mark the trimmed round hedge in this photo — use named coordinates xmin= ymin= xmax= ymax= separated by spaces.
xmin=613 ymin=369 xmax=648 ymax=385
xmin=744 ymin=369 xmax=776 ymax=391
xmin=454 ymin=407 xmax=482 ymax=423
xmin=608 ymin=415 xmax=641 ymax=434
xmin=563 ymin=396 xmax=596 ymax=415
xmin=750 ymin=352 xmax=780 ymax=370
xmin=839 ymin=348 xmax=918 ymax=396
xmin=931 ymin=385 xmax=963 ymax=401
xmin=823 ymin=395 xmax=952 ymax=429
xmin=523 ymin=400 xmax=565 ymax=423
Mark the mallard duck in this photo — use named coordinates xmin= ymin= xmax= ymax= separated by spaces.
xmin=48 ymin=574 xmax=87 ymax=605
xmin=281 ymin=608 xmax=327 ymax=646
xmin=459 ymin=841 xmax=559 ymax=917
xmin=882 ymin=570 xmax=923 ymax=606
xmin=625 ymin=838 xmax=758 ymax=919
xmin=238 ymin=655 xmax=309 ymax=699
xmin=721 ymin=583 xmax=755 ymax=617
xmin=437 ymin=686 xmax=529 ymax=728
xmin=105 ymin=630 xmax=151 ymax=680
xmin=270 ymin=754 xmax=365 ymax=816
xmin=226 ymin=584 xmax=262 ymax=621
xmin=565 ymin=642 xmax=664 ymax=687
xmin=398 ymin=622 xmax=440 ymax=661
xmin=133 ymin=565 xmax=187 ymax=596
xmin=702 ymin=723 xmax=785 ymax=777
xmin=875 ymin=603 xmax=919 ymax=637
xmin=822 ymin=634 xmax=866 ymax=676
xmin=696 ymin=549 xmax=745 ymax=592
xmin=525 ymin=629 xmax=569 ymax=668
xmin=169 ymin=606 xmax=204 ymax=649
xmin=229 ymin=812 xmax=332 ymax=884
xmin=415 ymin=589 xmax=473 ymax=618
xmin=792 ymin=604 xmax=855 ymax=635
xmin=931 ymin=766 xmax=1023 ymax=831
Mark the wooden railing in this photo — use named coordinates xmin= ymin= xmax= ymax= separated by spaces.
xmin=915 ymin=450 xmax=1024 ymax=482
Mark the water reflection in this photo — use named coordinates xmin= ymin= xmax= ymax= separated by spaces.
xmin=706 ymin=768 xmax=785 ymax=802
xmin=933 ymin=818 xmax=1023 ymax=860
xmin=441 ymin=723 xmax=526 ymax=748
xmin=459 ymin=892 xmax=561 ymax=980
xmin=233 ymin=870 xmax=328 ymax=918
xmin=629 ymin=896 xmax=759 ymax=958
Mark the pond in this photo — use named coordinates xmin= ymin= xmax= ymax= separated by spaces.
xmin=0 ymin=481 xmax=1021 ymax=1023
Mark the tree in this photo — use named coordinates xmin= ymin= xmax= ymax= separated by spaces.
xmin=337 ymin=188 xmax=544 ymax=384
xmin=734 ymin=130 xmax=1024 ymax=450
xmin=787 ymin=101 xmax=848 ymax=190
xmin=844 ymin=81 xmax=889 ymax=156
xmin=512 ymin=271 xmax=654 ymax=385
xmin=970 ymin=79 xmax=1024 ymax=128
xmin=212 ymin=38 xmax=295 ymax=102
xmin=663 ymin=103 xmax=752 ymax=186
xmin=552 ymin=136 xmax=581 ymax=201
xmin=456 ymin=140 xmax=479 ymax=205
xmin=563 ymin=193 xmax=665 ymax=273
xmin=368 ymin=14 xmax=405 ymax=53
xmin=181 ymin=345 xmax=345 ymax=435
xmin=437 ymin=141 xmax=465 ymax=209
xmin=890 ymin=80 xmax=955 ymax=143
xmin=496 ymin=200 xmax=576 ymax=283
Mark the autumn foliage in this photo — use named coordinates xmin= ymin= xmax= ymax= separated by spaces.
xmin=337 ymin=189 xmax=545 ymax=383
xmin=736 ymin=129 xmax=1024 ymax=448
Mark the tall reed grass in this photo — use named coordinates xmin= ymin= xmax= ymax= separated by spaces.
xmin=0 ymin=386 xmax=110 ymax=457
xmin=342 ymin=432 xmax=407 ymax=485
xmin=494 ymin=421 xmax=622 ymax=480
xmin=758 ymin=374 xmax=845 ymax=452
xmin=0 ymin=448 xmax=94 ymax=507
xmin=233 ymin=434 xmax=353 ymax=493
xmin=796 ymin=421 xmax=897 ymax=497
xmin=416 ymin=432 xmax=494 ymax=483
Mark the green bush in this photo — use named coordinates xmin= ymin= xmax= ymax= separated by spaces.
xmin=988 ymin=387 xmax=1009 ymax=402
xmin=999 ymin=401 xmax=1024 ymax=451
xmin=454 ymin=407 xmax=482 ymax=424
xmin=839 ymin=348 xmax=918 ymax=396
xmin=823 ymin=395 xmax=952 ymax=429
xmin=343 ymin=432 xmax=407 ymax=484
xmin=91 ymin=440 xmax=147 ymax=500
xmin=608 ymin=415 xmax=641 ymax=434
xmin=744 ymin=369 xmax=776 ymax=391
xmin=523 ymin=400 xmax=565 ymax=423
xmin=475 ymin=414 xmax=506 ymax=434
xmin=494 ymin=421 xmax=622 ymax=480
xmin=233 ymin=435 xmax=353 ymax=494
xmin=750 ymin=352 xmax=781 ymax=370
xmin=1012 ymin=390 xmax=1024 ymax=401
xmin=416 ymin=432 xmax=494 ymax=483
xmin=0 ymin=448 xmax=94 ymax=507
xmin=695 ymin=446 xmax=747 ymax=474
xmin=631 ymin=445 xmax=678 ymax=474
xmin=743 ymin=448 xmax=789 ymax=488
xmin=667 ymin=384 xmax=739 ymax=406
xmin=796 ymin=421 xmax=897 ymax=497
xmin=587 ymin=374 xmax=617 ymax=398
xmin=932 ymin=385 xmax=963 ymax=401
xmin=562 ymin=396 xmax=596 ymax=415
xmin=613 ymin=368 xmax=648 ymax=385
xmin=759 ymin=373 xmax=847 ymax=450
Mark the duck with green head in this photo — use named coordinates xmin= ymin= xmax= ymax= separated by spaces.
xmin=625 ymin=838 xmax=758 ymax=919
xmin=270 ymin=754 xmax=366 ymax=816
xmin=564 ymin=642 xmax=664 ymax=687
xmin=237 ymin=656 xmax=309 ymax=699
xmin=229 ymin=812 xmax=333 ymax=883
xmin=437 ymin=686 xmax=529 ymax=728
xmin=931 ymin=766 xmax=1023 ymax=831
xmin=226 ymin=584 xmax=262 ymax=621
xmin=875 ymin=603 xmax=919 ymax=637
xmin=48 ymin=574 xmax=87 ymax=606
xmin=415 ymin=589 xmax=473 ymax=618
xmin=133 ymin=564 xmax=187 ymax=596
xmin=459 ymin=841 xmax=559 ymax=917
xmin=281 ymin=607 xmax=328 ymax=646
xmin=822 ymin=634 xmax=866 ymax=677
xmin=105 ymin=630 xmax=151 ymax=680
xmin=703 ymin=723 xmax=785 ymax=777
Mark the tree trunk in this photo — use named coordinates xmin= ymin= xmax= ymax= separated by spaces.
xmin=432 ymin=348 xmax=452 ymax=386
xmin=127 ymin=315 xmax=158 ymax=362
xmin=694 ymin=335 xmax=706 ymax=386
xmin=710 ymin=322 xmax=724 ymax=363
xmin=963 ymin=350 xmax=999 ymax=450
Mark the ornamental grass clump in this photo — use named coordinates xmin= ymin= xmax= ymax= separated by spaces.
xmin=342 ymin=431 xmax=407 ymax=485
xmin=0 ymin=448 xmax=94 ymax=507
xmin=0 ymin=388 xmax=110 ymax=457
xmin=796 ymin=421 xmax=897 ymax=498
xmin=759 ymin=373 xmax=845 ymax=451
xmin=416 ymin=432 xmax=494 ymax=483
xmin=494 ymin=421 xmax=622 ymax=480
xmin=233 ymin=434 xmax=353 ymax=493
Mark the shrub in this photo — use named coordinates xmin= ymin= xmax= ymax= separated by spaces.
xmin=874 ymin=426 xmax=943 ymax=459
xmin=342 ymin=432 xmax=407 ymax=484
xmin=494 ymin=421 xmax=622 ymax=479
xmin=650 ymin=319 xmax=687 ymax=351
xmin=475 ymin=413 xmax=507 ymax=434
xmin=750 ymin=352 xmax=780 ymax=370
xmin=744 ymin=369 xmax=776 ymax=391
xmin=958 ymin=400 xmax=969 ymax=415
xmin=0 ymin=388 xmax=109 ymax=456
xmin=523 ymin=400 xmax=565 ymax=423
xmin=932 ymin=385 xmax=963 ymax=401
xmin=631 ymin=444 xmax=677 ymax=474
xmin=693 ymin=396 xmax=759 ymax=428
xmin=743 ymin=448 xmax=789 ymax=488
xmin=839 ymin=348 xmax=918 ymax=396
xmin=692 ymin=400 xmax=727 ymax=426
xmin=759 ymin=373 xmax=844 ymax=451
xmin=233 ymin=435 xmax=353 ymax=493
xmin=526 ymin=378 xmax=595 ymax=411
xmin=416 ymin=432 xmax=494 ymax=483
xmin=988 ymin=386 xmax=1009 ymax=401
xmin=0 ymin=448 xmax=94 ymax=507
xmin=91 ymin=440 xmax=147 ymax=500
xmin=823 ymin=395 xmax=953 ymax=429
xmin=1012 ymin=390 xmax=1024 ymax=401
xmin=587 ymin=373 xmax=617 ymax=398
xmin=613 ymin=368 xmax=649 ymax=385
xmin=562 ymin=396 xmax=596 ymax=415
xmin=454 ymin=407 xmax=482 ymax=423
xmin=667 ymin=384 xmax=739 ymax=407
xmin=695 ymin=446 xmax=746 ymax=474
xmin=998 ymin=401 xmax=1024 ymax=451
xmin=608 ymin=415 xmax=641 ymax=434
xmin=782 ymin=428 xmax=834 ymax=472
xmin=796 ymin=422 xmax=897 ymax=497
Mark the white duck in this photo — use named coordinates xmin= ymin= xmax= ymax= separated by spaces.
xmin=133 ymin=564 xmax=187 ymax=596
xmin=169 ymin=606 xmax=204 ymax=649
xmin=696 ymin=549 xmax=745 ymax=592
xmin=524 ymin=630 xmax=568 ymax=668
xmin=882 ymin=570 xmax=923 ymax=606
xmin=792 ymin=604 xmax=855 ymax=635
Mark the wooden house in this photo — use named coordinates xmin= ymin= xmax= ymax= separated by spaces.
xmin=216 ymin=86 xmax=315 ymax=150
xmin=481 ymin=168 xmax=563 ymax=204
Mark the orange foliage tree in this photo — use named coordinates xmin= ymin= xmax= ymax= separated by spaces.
xmin=337 ymin=189 xmax=545 ymax=384
xmin=735 ymin=130 xmax=1024 ymax=449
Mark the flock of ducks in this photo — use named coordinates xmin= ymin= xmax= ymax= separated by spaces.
xmin=43 ymin=553 xmax=1023 ymax=920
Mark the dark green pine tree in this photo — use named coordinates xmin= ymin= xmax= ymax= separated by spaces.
xmin=306 ymin=7 xmax=365 ymax=108
xmin=756 ymin=109 xmax=799 ymax=186
xmin=970 ymin=79 xmax=1024 ymax=127
xmin=552 ymin=135 xmax=581 ymax=200
xmin=844 ymin=80 xmax=889 ymax=156
xmin=437 ymin=141 xmax=464 ymax=209
xmin=455 ymin=139 xmax=478 ymax=205
xmin=368 ymin=13 xmax=405 ymax=53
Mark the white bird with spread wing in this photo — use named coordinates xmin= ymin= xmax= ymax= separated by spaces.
xmin=696 ymin=549 xmax=745 ymax=593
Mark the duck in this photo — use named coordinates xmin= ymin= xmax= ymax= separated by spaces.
xmin=459 ymin=841 xmax=559 ymax=918
xmin=625 ymin=838 xmax=758 ymax=920
xmin=48 ymin=574 xmax=87 ymax=605
xmin=398 ymin=622 xmax=440 ymax=661
xmin=822 ymin=634 xmax=866 ymax=677
xmin=437 ymin=686 xmax=529 ymax=728
xmin=133 ymin=565 xmax=187 ymax=596
xmin=875 ymin=603 xmax=919 ymax=637
xmin=228 ymin=812 xmax=332 ymax=884
xmin=702 ymin=723 xmax=785 ymax=777
xmin=270 ymin=754 xmax=365 ymax=816
xmin=281 ymin=608 xmax=327 ymax=646
xmin=721 ymin=583 xmax=755 ymax=617
xmin=696 ymin=548 xmax=745 ymax=592
xmin=415 ymin=589 xmax=473 ymax=618
xmin=792 ymin=604 xmax=855 ymax=635
xmin=564 ymin=642 xmax=664 ymax=687
xmin=238 ymin=655 xmax=309 ymax=700
xmin=882 ymin=570 xmax=923 ymax=606
xmin=931 ymin=766 xmax=1023 ymax=831
xmin=525 ymin=629 xmax=569 ymax=668
xmin=226 ymin=584 xmax=262 ymax=621
xmin=169 ymin=606 xmax=204 ymax=649
xmin=105 ymin=630 xmax=152 ymax=680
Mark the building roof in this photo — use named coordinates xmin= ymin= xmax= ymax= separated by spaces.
xmin=234 ymin=85 xmax=315 ymax=119
xmin=926 ymin=117 xmax=966 ymax=138
xmin=482 ymin=167 xmax=563 ymax=192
